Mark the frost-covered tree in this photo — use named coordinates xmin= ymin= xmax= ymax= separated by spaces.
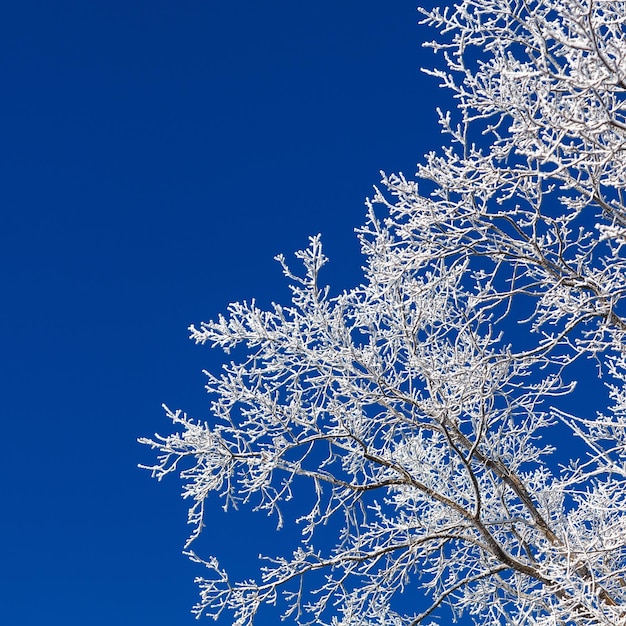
xmin=140 ymin=0 xmax=626 ymax=623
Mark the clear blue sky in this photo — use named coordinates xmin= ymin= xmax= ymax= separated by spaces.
xmin=1 ymin=1 xmax=453 ymax=624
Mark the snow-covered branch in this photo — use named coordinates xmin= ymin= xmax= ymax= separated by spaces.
xmin=142 ymin=1 xmax=626 ymax=623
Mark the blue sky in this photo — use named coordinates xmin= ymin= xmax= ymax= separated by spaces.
xmin=0 ymin=1 xmax=455 ymax=624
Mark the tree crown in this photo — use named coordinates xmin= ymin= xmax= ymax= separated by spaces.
xmin=141 ymin=1 xmax=626 ymax=623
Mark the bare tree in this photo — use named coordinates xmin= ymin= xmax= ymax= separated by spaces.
xmin=140 ymin=0 xmax=626 ymax=623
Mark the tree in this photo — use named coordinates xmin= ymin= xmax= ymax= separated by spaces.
xmin=140 ymin=0 xmax=626 ymax=623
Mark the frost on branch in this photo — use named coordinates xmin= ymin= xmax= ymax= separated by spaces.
xmin=141 ymin=0 xmax=626 ymax=624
